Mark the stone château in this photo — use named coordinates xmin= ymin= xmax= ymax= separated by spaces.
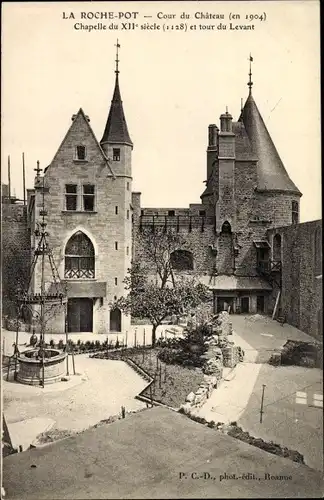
xmin=2 ymin=49 xmax=322 ymax=339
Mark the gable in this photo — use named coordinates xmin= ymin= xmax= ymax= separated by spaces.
xmin=45 ymin=109 xmax=115 ymax=177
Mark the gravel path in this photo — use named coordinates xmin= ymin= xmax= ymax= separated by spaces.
xmin=3 ymin=355 xmax=147 ymax=435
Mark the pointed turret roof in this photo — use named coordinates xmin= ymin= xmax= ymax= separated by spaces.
xmin=100 ymin=67 xmax=132 ymax=146
xmin=242 ymin=93 xmax=301 ymax=195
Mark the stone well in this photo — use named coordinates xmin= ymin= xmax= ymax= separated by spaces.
xmin=17 ymin=349 xmax=66 ymax=386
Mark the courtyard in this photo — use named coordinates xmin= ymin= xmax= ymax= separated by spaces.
xmin=196 ymin=315 xmax=323 ymax=471
xmin=3 ymin=354 xmax=147 ymax=449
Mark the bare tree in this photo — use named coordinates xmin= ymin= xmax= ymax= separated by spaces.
xmin=139 ymin=228 xmax=187 ymax=288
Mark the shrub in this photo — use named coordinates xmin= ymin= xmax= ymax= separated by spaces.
xmin=227 ymin=424 xmax=304 ymax=464
xmin=280 ymin=340 xmax=321 ymax=368
xmin=156 ymin=337 xmax=180 ymax=349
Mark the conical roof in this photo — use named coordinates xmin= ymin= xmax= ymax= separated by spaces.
xmin=100 ymin=74 xmax=133 ymax=147
xmin=242 ymin=93 xmax=301 ymax=194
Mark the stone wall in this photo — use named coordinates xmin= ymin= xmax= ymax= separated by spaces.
xmin=267 ymin=220 xmax=322 ymax=339
xmin=2 ymin=204 xmax=30 ymax=317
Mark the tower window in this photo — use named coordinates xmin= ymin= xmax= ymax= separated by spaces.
xmin=65 ymin=184 xmax=78 ymax=211
xmin=126 ymin=246 xmax=129 ymax=255
xmin=83 ymin=185 xmax=95 ymax=211
xmin=292 ymin=201 xmax=299 ymax=224
xmin=76 ymin=145 xmax=86 ymax=160
xmin=113 ymin=148 xmax=120 ymax=161
xmin=115 ymin=241 xmax=118 ymax=250
xmin=168 ymin=210 xmax=175 ymax=217
xmin=127 ymin=209 xmax=130 ymax=220
xmin=115 ymin=206 xmax=118 ymax=215
xmin=115 ymin=277 xmax=118 ymax=285
xmin=127 ymin=182 xmax=130 ymax=191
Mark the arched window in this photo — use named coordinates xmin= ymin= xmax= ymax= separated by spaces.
xmin=170 ymin=250 xmax=194 ymax=271
xmin=65 ymin=231 xmax=95 ymax=279
xmin=221 ymin=221 xmax=232 ymax=234
xmin=110 ymin=308 xmax=121 ymax=332
xmin=273 ymin=234 xmax=282 ymax=262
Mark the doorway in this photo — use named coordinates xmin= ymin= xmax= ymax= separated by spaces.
xmin=67 ymin=298 xmax=93 ymax=332
xmin=241 ymin=297 xmax=250 ymax=313
xmin=110 ymin=308 xmax=122 ymax=332
xmin=257 ymin=296 xmax=265 ymax=313
xmin=217 ymin=297 xmax=234 ymax=314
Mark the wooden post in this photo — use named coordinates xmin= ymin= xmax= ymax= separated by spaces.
xmin=134 ymin=329 xmax=137 ymax=348
xmin=272 ymin=291 xmax=281 ymax=320
xmin=6 ymin=357 xmax=11 ymax=381
xmin=22 ymin=152 xmax=26 ymax=206
xmin=260 ymin=384 xmax=266 ymax=423
xmin=65 ymin=305 xmax=69 ymax=376
xmin=164 ymin=364 xmax=167 ymax=382
xmin=71 ymin=347 xmax=76 ymax=375
xmin=143 ymin=328 xmax=146 ymax=347
xmin=150 ymin=383 xmax=153 ymax=407
xmin=159 ymin=363 xmax=162 ymax=388
xmin=125 ymin=330 xmax=128 ymax=348
xmin=14 ymin=313 xmax=19 ymax=379
xmin=8 ymin=155 xmax=11 ymax=201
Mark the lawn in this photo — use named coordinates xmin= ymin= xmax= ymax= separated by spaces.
xmin=92 ymin=347 xmax=204 ymax=409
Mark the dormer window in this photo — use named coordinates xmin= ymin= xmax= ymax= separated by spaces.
xmin=76 ymin=145 xmax=86 ymax=160
xmin=113 ymin=148 xmax=120 ymax=161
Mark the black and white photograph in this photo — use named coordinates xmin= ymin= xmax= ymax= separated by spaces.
xmin=1 ymin=1 xmax=322 ymax=498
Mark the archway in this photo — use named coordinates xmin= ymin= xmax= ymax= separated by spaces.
xmin=221 ymin=221 xmax=232 ymax=234
xmin=170 ymin=250 xmax=194 ymax=271
xmin=110 ymin=308 xmax=122 ymax=332
xmin=273 ymin=234 xmax=282 ymax=262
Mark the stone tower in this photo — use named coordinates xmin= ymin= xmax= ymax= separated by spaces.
xmin=29 ymin=44 xmax=133 ymax=335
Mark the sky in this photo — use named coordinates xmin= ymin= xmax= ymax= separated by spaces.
xmin=1 ymin=1 xmax=321 ymax=222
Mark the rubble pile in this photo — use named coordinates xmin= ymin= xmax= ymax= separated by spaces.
xmin=181 ymin=311 xmax=244 ymax=414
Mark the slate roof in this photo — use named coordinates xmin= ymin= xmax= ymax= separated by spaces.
xmin=232 ymin=121 xmax=258 ymax=161
xmin=3 ymin=407 xmax=323 ymax=499
xmin=241 ymin=94 xmax=301 ymax=194
xmin=200 ymin=274 xmax=273 ymax=291
xmin=100 ymin=74 xmax=133 ymax=147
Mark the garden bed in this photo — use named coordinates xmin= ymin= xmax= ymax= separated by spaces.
xmin=91 ymin=347 xmax=204 ymax=409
